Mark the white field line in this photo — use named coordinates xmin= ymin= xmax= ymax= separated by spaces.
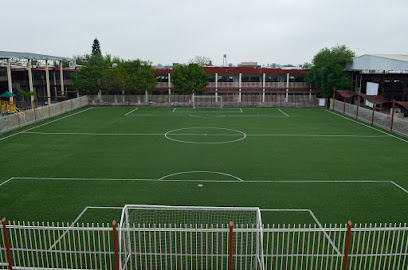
xmin=126 ymin=114 xmax=287 ymax=118
xmin=22 ymin=131 xmax=389 ymax=138
xmin=390 ymin=181 xmax=408 ymax=194
xmin=158 ymin=171 xmax=244 ymax=182
xmin=240 ymin=108 xmax=243 ymax=113
xmin=262 ymin=209 xmax=341 ymax=255
xmin=0 ymin=177 xmax=14 ymax=187
xmin=125 ymin=107 xmax=139 ymax=116
xmin=173 ymin=108 xmax=176 ymax=112
xmin=3 ymin=177 xmax=392 ymax=185
xmin=48 ymin=206 xmax=122 ymax=250
xmin=0 ymin=107 xmax=93 ymax=142
xmin=277 ymin=108 xmax=290 ymax=117
xmin=326 ymin=110 xmax=408 ymax=144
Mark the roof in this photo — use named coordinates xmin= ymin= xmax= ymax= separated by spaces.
xmin=348 ymin=54 xmax=408 ymax=73
xmin=371 ymin=54 xmax=408 ymax=62
xmin=0 ymin=51 xmax=72 ymax=61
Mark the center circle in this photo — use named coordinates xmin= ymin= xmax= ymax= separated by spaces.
xmin=164 ymin=127 xmax=247 ymax=144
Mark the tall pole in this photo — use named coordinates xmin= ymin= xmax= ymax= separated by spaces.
xmin=342 ymin=221 xmax=352 ymax=270
xmin=168 ymin=72 xmax=171 ymax=103
xmin=239 ymin=73 xmax=242 ymax=103
xmin=229 ymin=221 xmax=234 ymax=270
xmin=215 ymin=73 xmax=218 ymax=102
xmin=6 ymin=59 xmax=13 ymax=103
xmin=390 ymin=99 xmax=396 ymax=131
xmin=60 ymin=61 xmax=65 ymax=96
xmin=2 ymin=218 xmax=13 ymax=270
xmin=262 ymin=73 xmax=265 ymax=103
xmin=45 ymin=60 xmax=51 ymax=105
xmin=28 ymin=59 xmax=35 ymax=108
xmin=371 ymin=95 xmax=376 ymax=125
xmin=286 ymin=72 xmax=289 ymax=102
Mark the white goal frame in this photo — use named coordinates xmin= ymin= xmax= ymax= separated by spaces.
xmin=119 ymin=204 xmax=264 ymax=270
xmin=193 ymin=95 xmax=223 ymax=108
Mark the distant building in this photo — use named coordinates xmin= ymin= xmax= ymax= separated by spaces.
xmin=348 ymin=54 xmax=408 ymax=101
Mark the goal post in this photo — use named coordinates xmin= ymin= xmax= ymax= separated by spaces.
xmin=193 ymin=95 xmax=223 ymax=108
xmin=119 ymin=204 xmax=264 ymax=270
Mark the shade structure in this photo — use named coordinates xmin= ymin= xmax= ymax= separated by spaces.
xmin=0 ymin=91 xmax=16 ymax=98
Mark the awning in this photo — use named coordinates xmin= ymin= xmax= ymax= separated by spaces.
xmin=335 ymin=90 xmax=358 ymax=98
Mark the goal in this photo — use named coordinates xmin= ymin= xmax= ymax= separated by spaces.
xmin=193 ymin=95 xmax=223 ymax=108
xmin=119 ymin=204 xmax=264 ymax=270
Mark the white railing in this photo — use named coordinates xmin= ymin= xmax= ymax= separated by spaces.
xmin=2 ymin=221 xmax=408 ymax=270
xmin=0 ymin=96 xmax=89 ymax=135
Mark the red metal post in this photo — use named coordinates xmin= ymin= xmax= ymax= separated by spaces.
xmin=17 ymin=113 xmax=20 ymax=129
xmin=79 ymin=96 xmax=81 ymax=107
xmin=128 ymin=95 xmax=130 ymax=106
xmin=33 ymin=106 xmax=37 ymax=124
xmin=229 ymin=221 xmax=233 ymax=270
xmin=342 ymin=221 xmax=352 ymax=270
xmin=2 ymin=217 xmax=13 ymax=270
xmin=371 ymin=96 xmax=376 ymax=125
xmin=343 ymin=90 xmax=347 ymax=114
xmin=356 ymin=93 xmax=360 ymax=119
xmin=112 ymin=220 xmax=120 ymax=270
xmin=332 ymin=88 xmax=336 ymax=110
xmin=390 ymin=99 xmax=396 ymax=131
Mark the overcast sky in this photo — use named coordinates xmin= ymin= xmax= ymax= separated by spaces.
xmin=2 ymin=0 xmax=407 ymax=66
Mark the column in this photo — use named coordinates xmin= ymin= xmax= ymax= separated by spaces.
xmin=168 ymin=73 xmax=171 ymax=102
xmin=6 ymin=59 xmax=13 ymax=103
xmin=262 ymin=73 xmax=266 ymax=102
xmin=215 ymin=73 xmax=218 ymax=102
xmin=28 ymin=59 xmax=34 ymax=108
xmin=45 ymin=60 xmax=51 ymax=105
xmin=286 ymin=72 xmax=289 ymax=102
xmin=60 ymin=61 xmax=65 ymax=96
xmin=239 ymin=73 xmax=242 ymax=102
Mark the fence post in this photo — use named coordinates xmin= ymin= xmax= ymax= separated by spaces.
xmin=390 ymin=99 xmax=396 ymax=131
xmin=16 ymin=113 xmax=20 ymax=129
xmin=112 ymin=220 xmax=120 ymax=270
xmin=356 ymin=93 xmax=360 ymax=119
xmin=343 ymin=90 xmax=347 ymax=114
xmin=332 ymin=89 xmax=336 ymax=110
xmin=342 ymin=220 xmax=352 ymax=270
xmin=33 ymin=106 xmax=37 ymax=123
xmin=71 ymin=99 xmax=73 ymax=111
xmin=229 ymin=221 xmax=233 ymax=270
xmin=2 ymin=217 xmax=13 ymax=270
xmin=371 ymin=96 xmax=376 ymax=125
xmin=294 ymin=94 xmax=297 ymax=108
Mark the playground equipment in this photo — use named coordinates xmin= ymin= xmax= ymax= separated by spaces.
xmin=0 ymin=101 xmax=24 ymax=116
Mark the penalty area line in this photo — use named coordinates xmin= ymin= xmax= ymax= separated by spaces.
xmin=125 ymin=107 xmax=139 ymax=116
xmin=277 ymin=108 xmax=290 ymax=117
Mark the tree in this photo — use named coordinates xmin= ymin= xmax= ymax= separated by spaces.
xmin=71 ymin=66 xmax=102 ymax=95
xmin=117 ymin=60 xmax=157 ymax=93
xmin=100 ymin=67 xmax=120 ymax=94
xmin=92 ymin=38 xmax=102 ymax=56
xmin=305 ymin=45 xmax=355 ymax=97
xmin=171 ymin=63 xmax=209 ymax=94
xmin=188 ymin=56 xmax=213 ymax=66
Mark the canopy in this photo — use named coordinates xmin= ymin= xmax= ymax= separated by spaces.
xmin=360 ymin=94 xmax=388 ymax=105
xmin=335 ymin=90 xmax=358 ymax=98
xmin=0 ymin=91 xmax=16 ymax=98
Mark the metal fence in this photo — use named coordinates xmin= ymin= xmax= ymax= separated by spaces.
xmin=330 ymin=98 xmax=408 ymax=138
xmin=2 ymin=221 xmax=408 ymax=269
xmin=0 ymin=96 xmax=89 ymax=135
xmin=87 ymin=94 xmax=319 ymax=108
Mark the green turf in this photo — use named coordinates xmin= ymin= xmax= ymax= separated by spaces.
xmin=1 ymin=106 xmax=408 ymax=225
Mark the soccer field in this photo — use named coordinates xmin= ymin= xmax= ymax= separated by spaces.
xmin=1 ymin=106 xmax=408 ymax=226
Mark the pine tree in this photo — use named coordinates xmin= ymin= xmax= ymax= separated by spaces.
xmin=92 ymin=38 xmax=102 ymax=56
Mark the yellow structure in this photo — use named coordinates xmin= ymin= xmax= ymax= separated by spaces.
xmin=0 ymin=101 xmax=23 ymax=115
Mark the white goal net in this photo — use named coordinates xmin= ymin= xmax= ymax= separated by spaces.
xmin=119 ymin=204 xmax=264 ymax=270
xmin=193 ymin=95 xmax=223 ymax=108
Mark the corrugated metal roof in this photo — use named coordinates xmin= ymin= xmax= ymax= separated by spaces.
xmin=372 ymin=54 xmax=408 ymax=62
xmin=0 ymin=51 xmax=72 ymax=61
